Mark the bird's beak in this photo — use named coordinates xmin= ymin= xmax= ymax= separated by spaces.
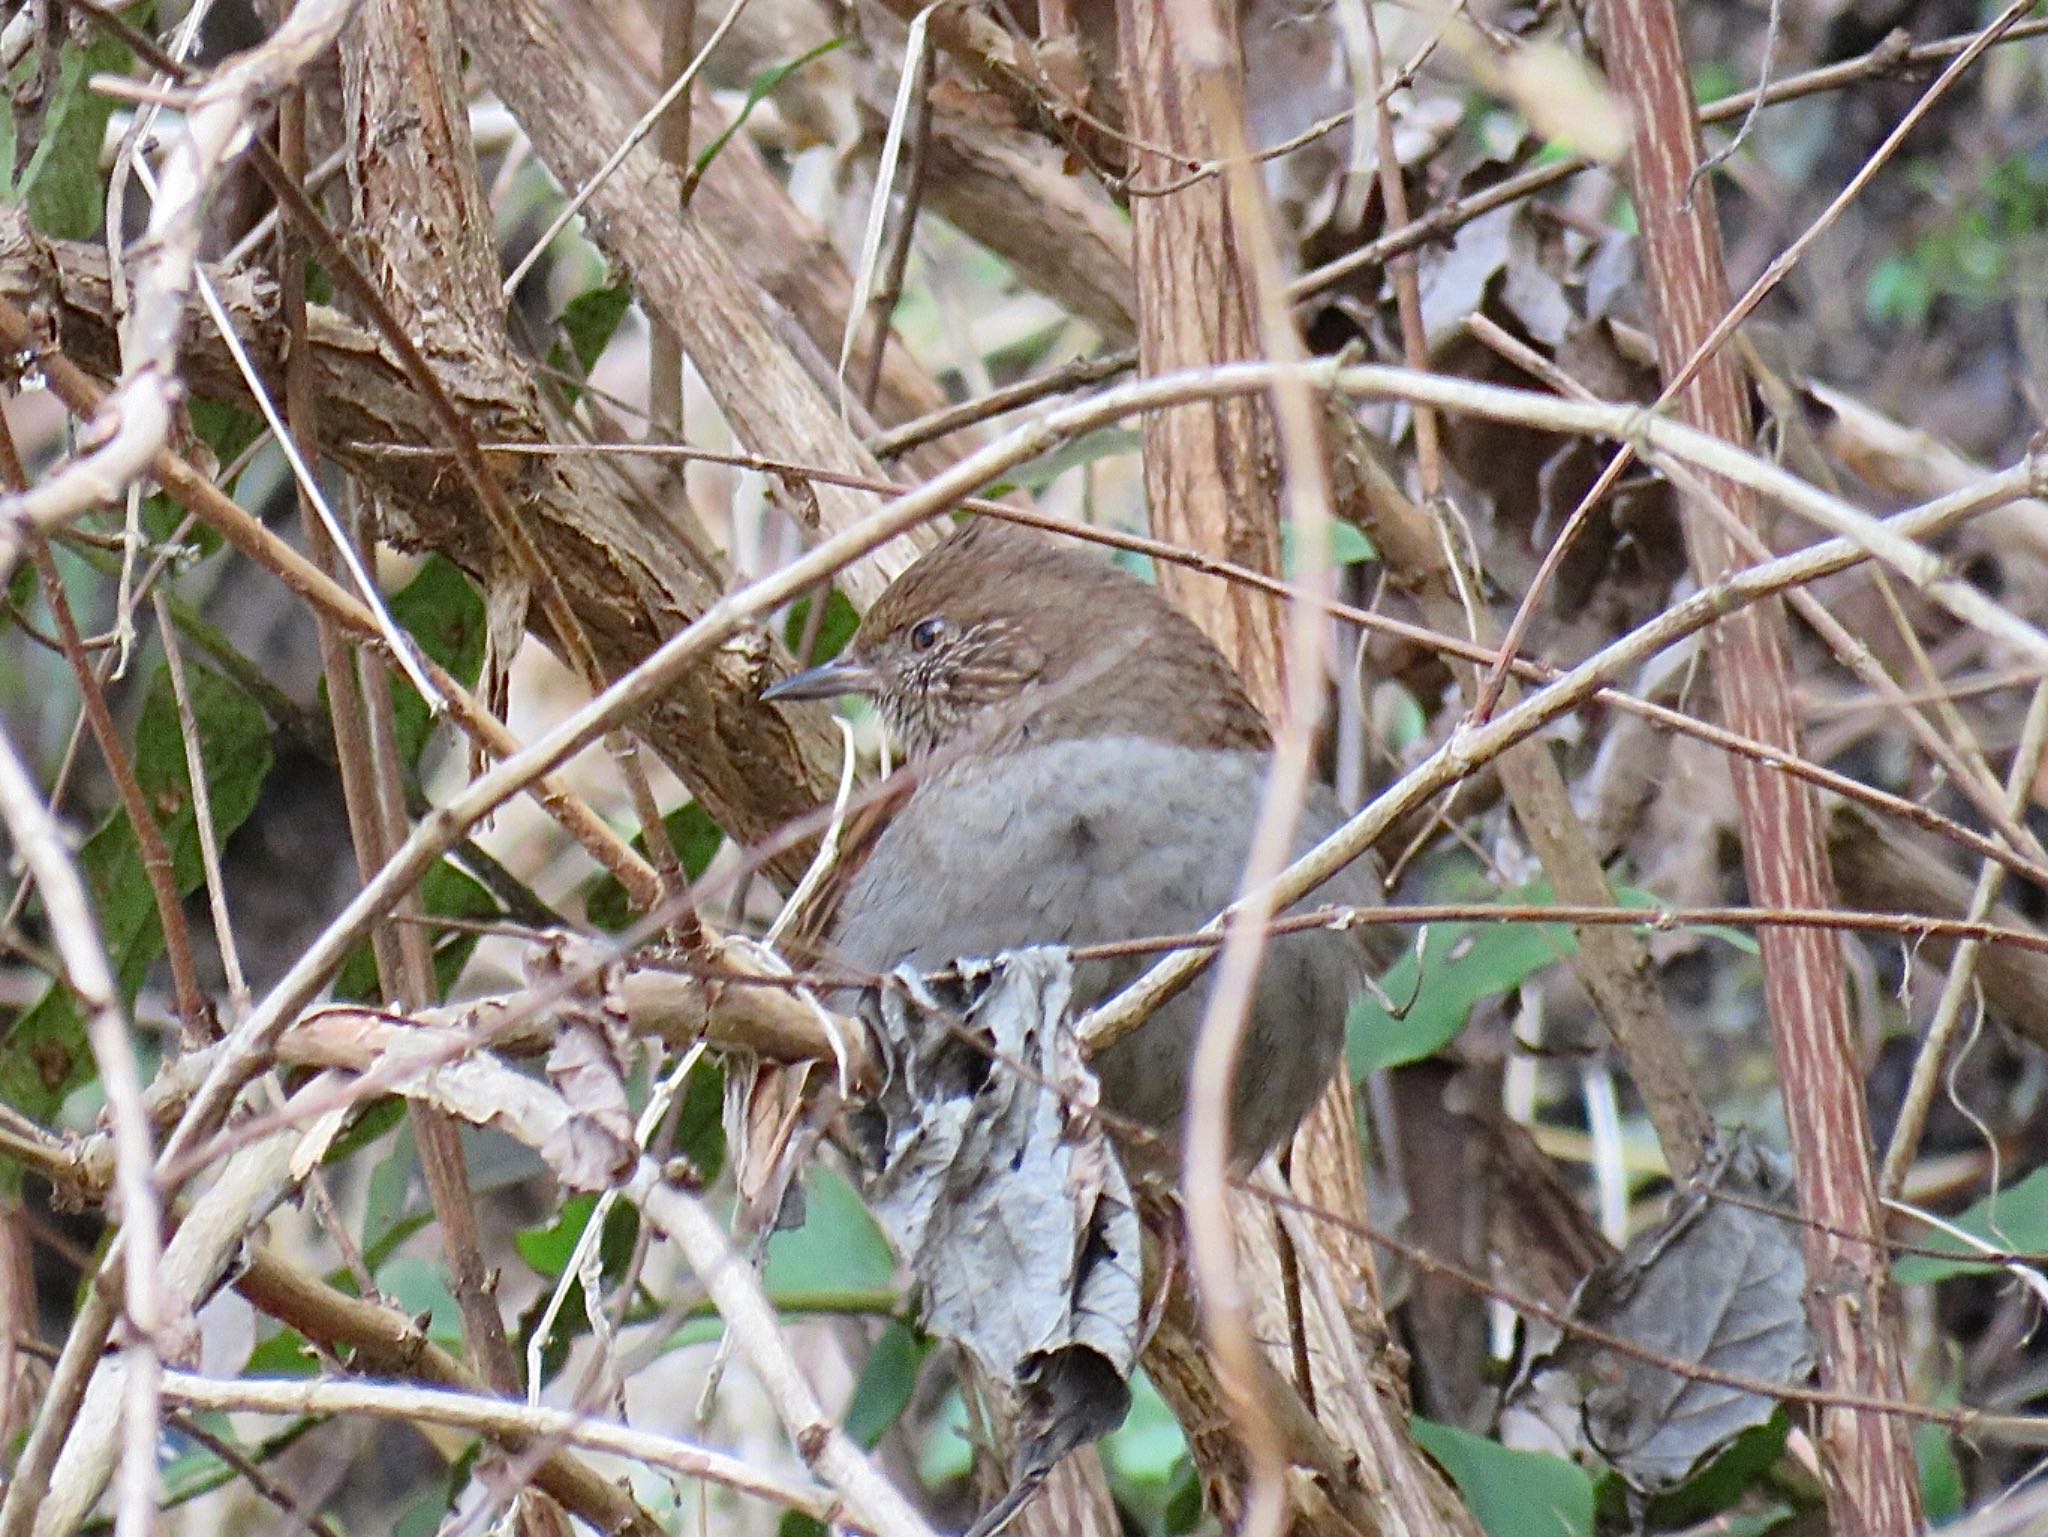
xmin=760 ymin=654 xmax=880 ymax=704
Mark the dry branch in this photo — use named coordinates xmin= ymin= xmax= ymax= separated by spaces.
xmin=1595 ymin=0 xmax=1920 ymax=1525
xmin=457 ymin=0 xmax=938 ymax=606
xmin=0 ymin=214 xmax=841 ymax=887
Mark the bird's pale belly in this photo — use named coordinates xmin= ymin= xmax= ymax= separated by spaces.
xmin=831 ymin=737 xmax=1376 ymax=1166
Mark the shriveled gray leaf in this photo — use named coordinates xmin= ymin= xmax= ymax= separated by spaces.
xmin=1501 ymin=205 xmax=1576 ymax=347
xmin=1528 ymin=1128 xmax=1813 ymax=1494
xmin=1418 ymin=204 xmax=1514 ymax=353
xmin=530 ymin=934 xmax=637 ymax=1189
xmin=860 ymin=948 xmax=1141 ymax=1480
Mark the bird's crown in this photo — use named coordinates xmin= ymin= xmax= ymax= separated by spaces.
xmin=766 ymin=519 xmax=1272 ymax=759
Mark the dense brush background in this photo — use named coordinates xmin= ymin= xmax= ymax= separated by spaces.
xmin=3 ymin=0 xmax=2048 ymax=1533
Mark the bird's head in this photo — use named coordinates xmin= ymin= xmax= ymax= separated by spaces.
xmin=761 ymin=519 xmax=1272 ymax=758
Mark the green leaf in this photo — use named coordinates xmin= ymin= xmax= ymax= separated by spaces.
xmin=692 ymin=39 xmax=847 ymax=182
xmin=1104 ymin=1373 xmax=1188 ymax=1487
xmin=559 ymin=281 xmax=633 ymax=376
xmin=375 ymin=1254 xmax=464 ymax=1348
xmin=1104 ymin=1372 xmax=1195 ymax=1533
xmin=1350 ymin=895 xmax=1575 ymax=1077
xmin=513 ymin=1191 xmax=642 ymax=1384
xmin=1917 ymin=1421 xmax=1964 ymax=1524
xmin=13 ymin=28 xmax=131 ymax=238
xmin=363 ymin=1208 xmax=437 ymax=1278
xmin=361 ymin=1121 xmax=419 ymax=1271
xmin=312 ymin=1096 xmax=407 ymax=1178
xmin=1640 ymin=1411 xmax=1789 ymax=1528
xmin=670 ymin=1053 xmax=727 ymax=1184
xmin=998 ymin=428 xmax=1143 ymax=495
xmin=1281 ymin=519 xmax=1376 ymax=574
xmin=581 ymin=802 xmax=725 ymax=931
xmin=1111 ymin=544 xmax=1156 ymax=584
xmin=331 ymin=858 xmax=497 ymax=1004
xmin=1376 ymin=681 xmax=1428 ymax=754
xmin=385 ymin=556 xmax=486 ymax=769
xmin=546 ymin=277 xmax=632 ymax=404
xmin=842 ymin=1322 xmax=926 ymax=1448
xmin=917 ymin=1387 xmax=975 ymax=1488
xmin=1692 ymin=61 xmax=1743 ymax=105
xmin=139 ymin=401 xmax=265 ymax=558
xmin=516 ymin=1191 xmax=604 ymax=1278
xmin=1412 ymin=1419 xmax=1594 ymax=1537
xmin=394 ymin=1489 xmax=450 ymax=1537
xmin=1894 ymin=1166 xmax=2048 ymax=1284
xmin=1901 ymin=1361 xmax=1966 ymax=1523
xmin=0 ymin=664 xmax=272 ymax=1127
xmin=1866 ymin=253 xmax=1932 ymax=329
xmin=1163 ymin=1457 xmax=1203 ymax=1535
xmin=782 ymin=588 xmax=862 ymax=666
xmin=160 ymin=1410 xmax=244 ymax=1504
xmin=765 ymin=1166 xmax=897 ymax=1295
xmin=244 ymin=1325 xmax=319 ymax=1379
xmin=1348 ymin=882 xmax=1751 ymax=1076
xmin=191 ymin=399 xmax=270 ymax=483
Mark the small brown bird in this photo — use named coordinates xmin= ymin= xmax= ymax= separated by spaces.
xmin=764 ymin=519 xmax=1379 ymax=1167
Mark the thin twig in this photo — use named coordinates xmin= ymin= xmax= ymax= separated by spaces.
xmin=151 ymin=590 xmax=249 ymax=1015
xmin=0 ymin=293 xmax=660 ymax=909
xmin=1879 ymin=679 xmax=2048 ymax=1195
xmin=498 ymin=0 xmax=761 ymax=298
xmin=0 ymin=728 xmax=165 ymax=1537
xmin=1171 ymin=15 xmax=1340 ymax=1537
xmin=161 ymin=1411 xmax=347 ymax=1537
xmin=1471 ymin=0 xmax=2035 ymax=722
xmin=0 ymin=0 xmax=359 ymax=566
xmin=29 ymin=541 xmax=210 ymax=1043
xmin=159 ymin=1373 xmax=840 ymax=1523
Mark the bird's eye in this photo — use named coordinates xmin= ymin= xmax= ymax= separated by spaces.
xmin=909 ymin=617 xmax=947 ymax=652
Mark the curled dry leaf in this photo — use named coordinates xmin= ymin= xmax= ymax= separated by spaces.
xmin=348 ymin=1026 xmax=603 ymax=1184
xmin=1516 ymin=1129 xmax=1814 ymax=1495
xmin=530 ymin=934 xmax=639 ymax=1190
xmin=858 ymin=948 xmax=1142 ymax=1490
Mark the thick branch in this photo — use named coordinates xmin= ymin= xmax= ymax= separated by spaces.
xmin=457 ymin=0 xmax=938 ymax=606
xmin=1594 ymin=2 xmax=1921 ymax=1528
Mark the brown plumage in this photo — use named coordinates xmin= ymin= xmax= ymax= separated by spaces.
xmin=763 ymin=518 xmax=1378 ymax=1166
xmin=832 ymin=518 xmax=1273 ymax=758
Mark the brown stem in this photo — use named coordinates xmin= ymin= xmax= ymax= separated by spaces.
xmin=228 ymin=1246 xmax=665 ymax=1536
xmin=27 ymin=541 xmax=209 ymax=1044
xmin=1114 ymin=0 xmax=1287 ymax=719
xmin=0 ymin=292 xmax=661 ymax=911
xmin=1594 ymin=1 xmax=1921 ymax=1527
xmin=335 ymin=0 xmax=559 ymax=1431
